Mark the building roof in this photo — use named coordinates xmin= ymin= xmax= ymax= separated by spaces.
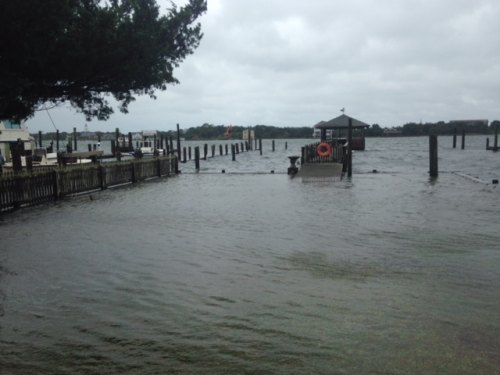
xmin=313 ymin=114 xmax=370 ymax=129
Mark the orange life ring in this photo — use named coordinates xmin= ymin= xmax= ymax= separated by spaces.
xmin=316 ymin=142 xmax=332 ymax=157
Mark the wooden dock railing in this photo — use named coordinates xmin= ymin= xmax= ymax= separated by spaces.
xmin=0 ymin=156 xmax=176 ymax=212
xmin=301 ymin=140 xmax=346 ymax=164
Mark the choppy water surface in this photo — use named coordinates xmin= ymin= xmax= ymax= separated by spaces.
xmin=1 ymin=136 xmax=500 ymax=374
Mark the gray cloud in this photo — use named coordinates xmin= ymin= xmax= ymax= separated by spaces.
xmin=27 ymin=0 xmax=500 ymax=132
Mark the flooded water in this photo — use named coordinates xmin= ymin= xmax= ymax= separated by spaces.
xmin=1 ymin=136 xmax=500 ymax=374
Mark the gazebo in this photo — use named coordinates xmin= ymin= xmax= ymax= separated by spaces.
xmin=313 ymin=114 xmax=370 ymax=150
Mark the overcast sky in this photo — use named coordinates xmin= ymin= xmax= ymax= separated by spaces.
xmin=26 ymin=0 xmax=500 ymax=133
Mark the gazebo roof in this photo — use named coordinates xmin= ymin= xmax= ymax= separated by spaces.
xmin=314 ymin=114 xmax=370 ymax=129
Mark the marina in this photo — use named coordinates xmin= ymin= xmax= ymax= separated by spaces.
xmin=1 ymin=136 xmax=499 ymax=374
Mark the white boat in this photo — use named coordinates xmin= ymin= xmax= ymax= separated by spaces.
xmin=0 ymin=119 xmax=36 ymax=163
xmin=130 ymin=130 xmax=164 ymax=157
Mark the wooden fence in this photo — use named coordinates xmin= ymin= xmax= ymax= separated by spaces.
xmin=0 ymin=156 xmax=176 ymax=212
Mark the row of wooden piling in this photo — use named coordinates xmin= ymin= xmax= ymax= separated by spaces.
xmin=180 ymin=138 xmax=287 ymax=170
xmin=451 ymin=125 xmax=499 ymax=151
xmin=430 ymin=131 xmax=499 ymax=181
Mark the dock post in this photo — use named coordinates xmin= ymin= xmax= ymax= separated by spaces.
xmin=285 ymin=141 xmax=288 ymax=150
xmin=453 ymin=128 xmax=457 ymax=148
xmin=203 ymin=144 xmax=208 ymax=160
xmin=231 ymin=144 xmax=236 ymax=161
xmin=461 ymin=129 xmax=465 ymax=150
xmin=176 ymin=124 xmax=181 ymax=161
xmin=347 ymin=118 xmax=353 ymax=177
xmin=38 ymin=131 xmax=43 ymax=148
xmin=169 ymin=135 xmax=174 ymax=153
xmin=301 ymin=147 xmax=305 ymax=165
xmin=494 ymin=123 xmax=498 ymax=150
xmin=259 ymin=138 xmax=262 ymax=156
xmin=487 ymin=138 xmax=490 ymax=150
xmin=188 ymin=146 xmax=192 ymax=160
xmin=183 ymin=147 xmax=187 ymax=163
xmin=236 ymin=143 xmax=239 ymax=154
xmin=219 ymin=145 xmax=223 ymax=156
xmin=194 ymin=146 xmax=200 ymax=170
xmin=225 ymin=144 xmax=228 ymax=155
xmin=211 ymin=144 xmax=215 ymax=157
xmin=128 ymin=132 xmax=133 ymax=150
xmin=272 ymin=140 xmax=275 ymax=152
xmin=56 ymin=129 xmax=60 ymax=151
xmin=429 ymin=134 xmax=438 ymax=178
xmin=73 ymin=127 xmax=78 ymax=151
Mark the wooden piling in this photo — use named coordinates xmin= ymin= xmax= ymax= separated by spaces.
xmin=453 ymin=128 xmax=457 ymax=148
xmin=219 ymin=145 xmax=223 ymax=156
xmin=487 ymin=138 xmax=490 ymax=150
xmin=183 ymin=147 xmax=187 ymax=163
xmin=429 ymin=134 xmax=438 ymax=178
xmin=203 ymin=144 xmax=208 ymax=160
xmin=73 ymin=127 xmax=77 ymax=151
xmin=194 ymin=146 xmax=200 ymax=170
xmin=211 ymin=144 xmax=215 ymax=157
xmin=236 ymin=143 xmax=239 ymax=154
xmin=56 ymin=129 xmax=60 ymax=151
xmin=225 ymin=144 xmax=228 ymax=155
xmin=38 ymin=131 xmax=43 ymax=148
xmin=272 ymin=140 xmax=275 ymax=152
xmin=285 ymin=141 xmax=288 ymax=150
xmin=461 ymin=129 xmax=465 ymax=150
xmin=176 ymin=124 xmax=181 ymax=161
xmin=115 ymin=127 xmax=119 ymax=151
xmin=231 ymin=144 xmax=236 ymax=161
xmin=259 ymin=138 xmax=262 ymax=155
xmin=347 ymin=118 xmax=353 ymax=177
xmin=188 ymin=146 xmax=192 ymax=160
xmin=494 ymin=123 xmax=498 ymax=149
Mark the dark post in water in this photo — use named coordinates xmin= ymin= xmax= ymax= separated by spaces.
xmin=453 ymin=128 xmax=457 ymax=149
xmin=176 ymin=124 xmax=181 ymax=161
xmin=494 ymin=122 xmax=499 ymax=150
xmin=73 ymin=127 xmax=77 ymax=151
xmin=429 ymin=134 xmax=438 ymax=178
xmin=461 ymin=129 xmax=465 ymax=150
xmin=347 ymin=118 xmax=353 ymax=177
xmin=194 ymin=146 xmax=200 ymax=170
